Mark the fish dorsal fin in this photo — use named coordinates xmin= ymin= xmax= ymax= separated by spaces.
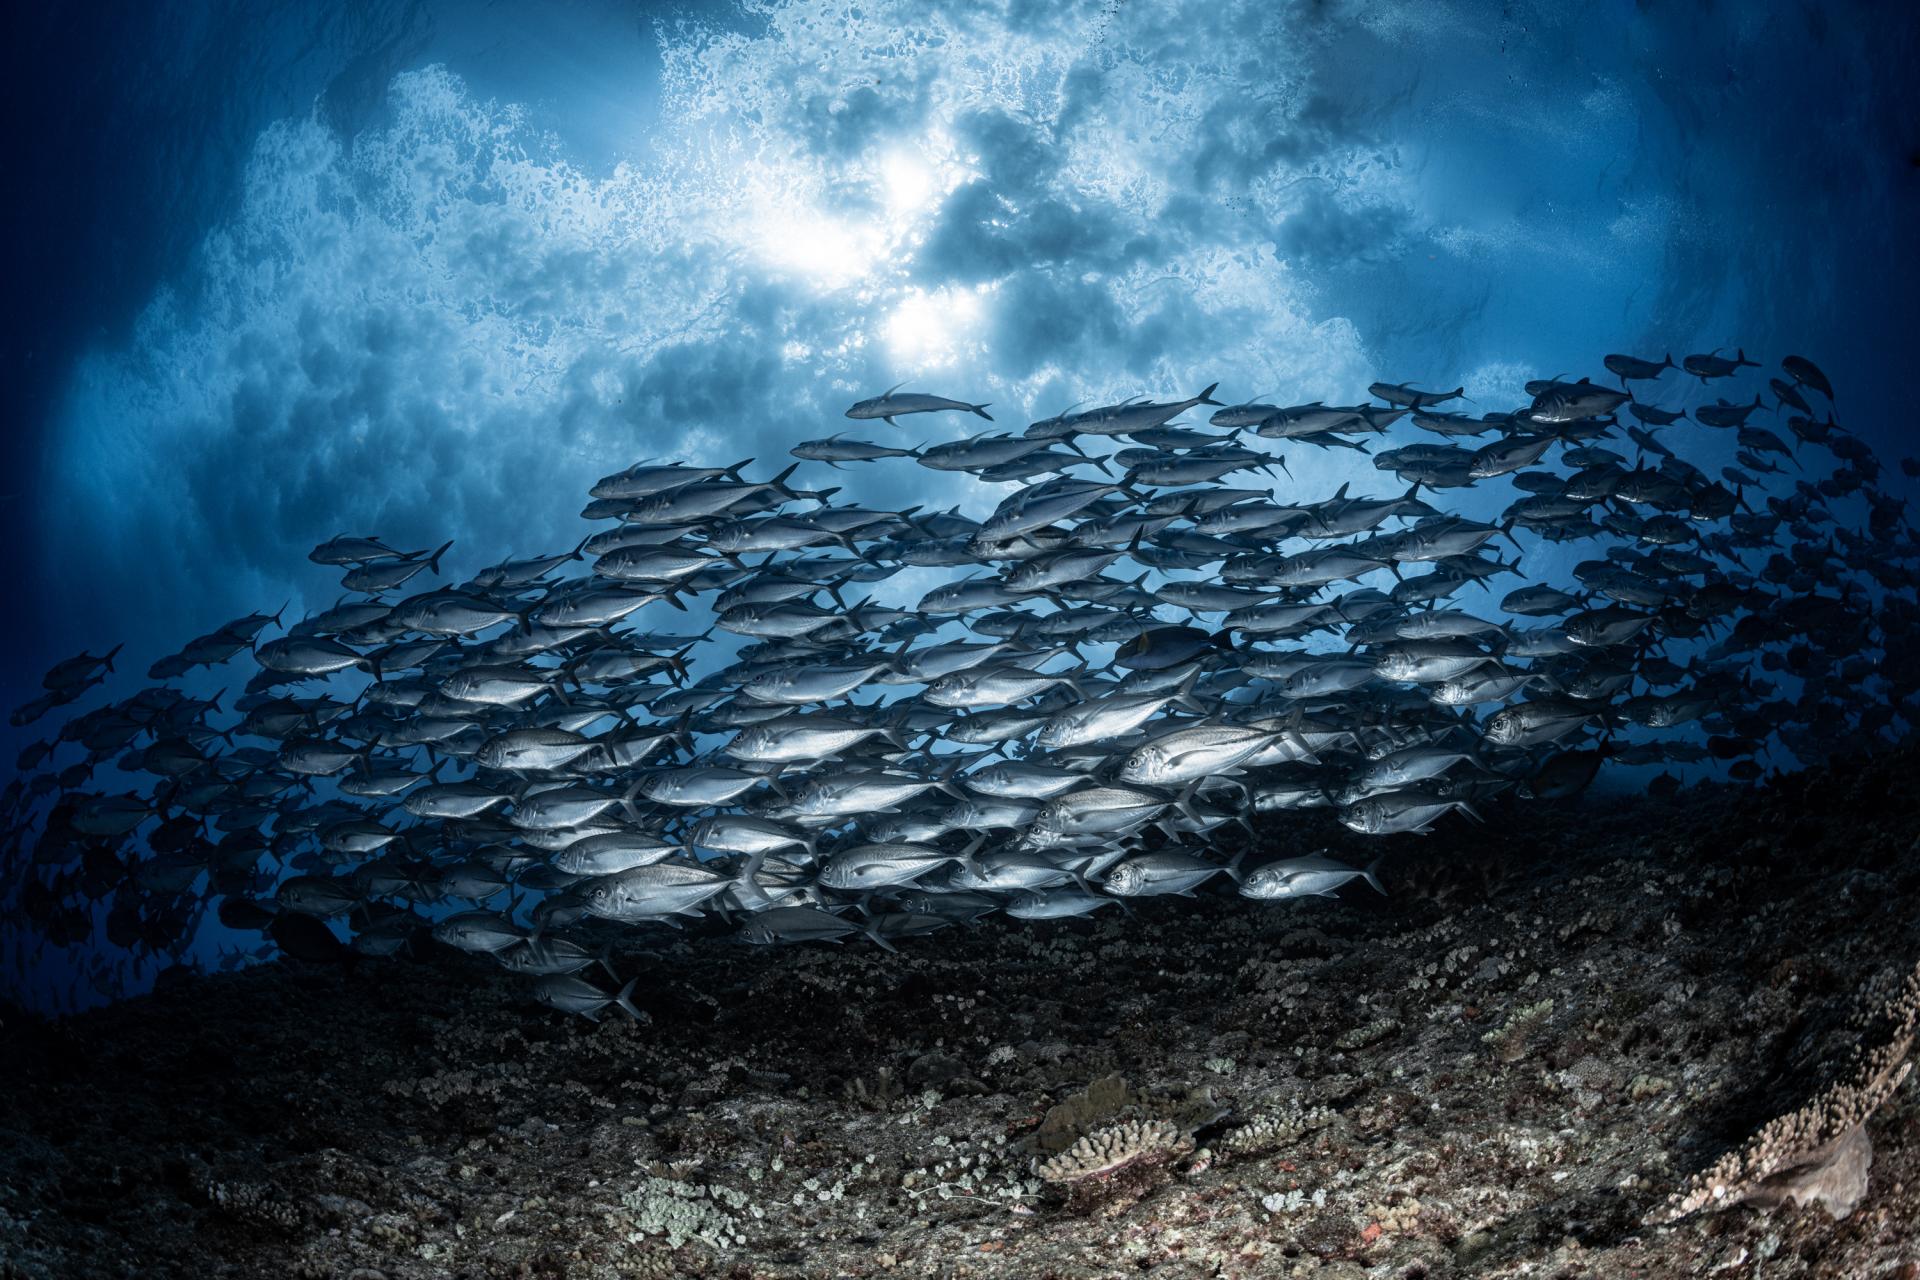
xmin=882 ymin=382 xmax=906 ymax=399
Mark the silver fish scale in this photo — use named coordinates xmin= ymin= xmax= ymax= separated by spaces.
xmin=818 ymin=844 xmax=965 ymax=891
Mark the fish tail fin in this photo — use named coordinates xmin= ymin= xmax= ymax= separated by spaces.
xmin=1663 ymin=353 xmax=1674 ymax=369
xmin=971 ymin=403 xmax=994 ymax=421
xmin=862 ymin=919 xmax=900 ymax=953
xmin=614 ymin=977 xmax=646 ymax=1022
xmin=1174 ymin=779 xmax=1204 ymax=827
xmin=1363 ymin=856 xmax=1388 ymax=896
xmin=102 ymin=643 xmax=124 ymax=672
xmin=959 ymin=832 xmax=988 ymax=881
xmin=724 ymin=457 xmax=755 ymax=482
xmin=1225 ymin=845 xmax=1249 ymax=884
xmin=1196 ymin=382 xmax=1222 ymax=406
xmin=734 ymin=850 xmax=767 ymax=891
xmin=620 ymin=776 xmax=650 ymax=824
xmin=1175 ymin=666 xmax=1206 ymax=715
xmin=428 ymin=539 xmax=455 ymax=576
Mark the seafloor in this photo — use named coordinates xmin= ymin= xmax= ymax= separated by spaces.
xmin=4 ymin=750 xmax=1919 ymax=1280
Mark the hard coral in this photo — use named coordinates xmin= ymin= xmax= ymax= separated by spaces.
xmin=1029 ymin=1072 xmax=1140 ymax=1155
xmin=1651 ymin=956 xmax=1920 ymax=1223
xmin=1220 ymin=1100 xmax=1335 ymax=1158
xmin=1036 ymin=1118 xmax=1195 ymax=1216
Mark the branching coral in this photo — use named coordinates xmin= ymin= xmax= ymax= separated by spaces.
xmin=1035 ymin=1119 xmax=1195 ymax=1215
xmin=1220 ymin=1100 xmax=1335 ymax=1158
xmin=1650 ymin=956 xmax=1920 ymax=1223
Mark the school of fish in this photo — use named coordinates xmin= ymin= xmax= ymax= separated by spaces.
xmin=6 ymin=347 xmax=1917 ymax=1018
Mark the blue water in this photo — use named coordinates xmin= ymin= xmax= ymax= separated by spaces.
xmin=4 ymin=0 xmax=1917 ymax=1009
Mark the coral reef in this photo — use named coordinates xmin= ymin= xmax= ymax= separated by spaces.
xmin=2 ymin=748 xmax=1918 ymax=1279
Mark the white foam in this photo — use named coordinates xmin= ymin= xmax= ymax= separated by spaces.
xmin=44 ymin=5 xmax=1385 ymax=635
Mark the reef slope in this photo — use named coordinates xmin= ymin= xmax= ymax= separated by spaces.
xmin=4 ymin=751 xmax=1919 ymax=1280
